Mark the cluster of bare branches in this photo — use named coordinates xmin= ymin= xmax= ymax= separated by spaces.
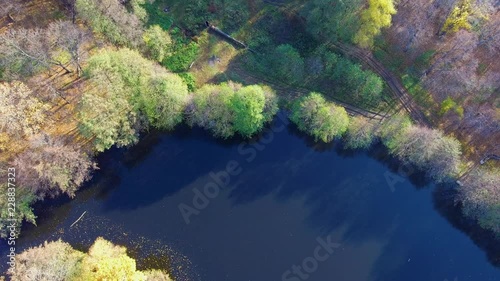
xmin=0 ymin=20 xmax=90 ymax=80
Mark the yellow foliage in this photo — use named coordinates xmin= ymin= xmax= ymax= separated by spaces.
xmin=442 ymin=0 xmax=472 ymax=33
xmin=354 ymin=0 xmax=396 ymax=48
xmin=73 ymin=237 xmax=146 ymax=281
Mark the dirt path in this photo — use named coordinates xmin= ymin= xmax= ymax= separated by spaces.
xmin=228 ymin=64 xmax=386 ymax=121
xmin=327 ymin=42 xmax=430 ymax=126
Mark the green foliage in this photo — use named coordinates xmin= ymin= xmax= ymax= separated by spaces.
xmin=344 ymin=116 xmax=377 ymax=149
xmin=141 ymin=1 xmax=173 ymax=30
xmin=79 ymin=79 xmax=139 ymax=152
xmin=164 ymin=0 xmax=250 ymax=35
xmin=269 ymin=44 xmax=305 ymax=85
xmin=231 ymin=85 xmax=267 ymax=137
xmin=75 ymin=0 xmax=143 ymax=47
xmin=189 ymin=83 xmax=236 ymax=138
xmin=305 ymin=0 xmax=363 ymax=43
xmin=442 ymin=0 xmax=472 ymax=33
xmin=315 ymin=49 xmax=383 ymax=105
xmin=178 ymin=72 xmax=197 ymax=92
xmin=290 ymin=92 xmax=349 ymax=142
xmin=0 ymin=184 xmax=37 ymax=239
xmin=440 ymin=97 xmax=464 ymax=118
xmin=140 ymin=72 xmax=189 ymax=130
xmin=163 ymin=41 xmax=199 ymax=72
xmin=354 ymin=0 xmax=396 ymax=48
xmin=376 ymin=114 xmax=412 ymax=151
xmin=188 ymin=82 xmax=278 ymax=138
xmin=80 ymin=48 xmax=189 ymax=151
xmin=127 ymin=0 xmax=148 ymax=22
xmin=245 ymin=44 xmax=305 ymax=85
xmin=143 ymin=25 xmax=172 ymax=62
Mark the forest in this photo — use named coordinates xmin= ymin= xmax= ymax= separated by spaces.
xmin=0 ymin=0 xmax=499 ymax=280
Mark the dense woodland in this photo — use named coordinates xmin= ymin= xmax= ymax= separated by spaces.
xmin=0 ymin=0 xmax=499 ymax=279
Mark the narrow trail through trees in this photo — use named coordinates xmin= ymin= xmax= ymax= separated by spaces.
xmin=327 ymin=42 xmax=430 ymax=126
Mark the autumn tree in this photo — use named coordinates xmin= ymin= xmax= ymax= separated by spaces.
xmin=10 ymin=240 xmax=84 ymax=281
xmin=441 ymin=0 xmax=472 ymax=34
xmin=10 ymin=238 xmax=173 ymax=281
xmin=0 ymin=82 xmax=49 ymax=138
xmin=75 ymin=238 xmax=145 ymax=281
xmin=354 ymin=0 xmax=397 ymax=48
xmin=47 ymin=21 xmax=90 ymax=76
xmin=290 ymin=92 xmax=350 ymax=142
xmin=13 ymin=135 xmax=97 ymax=198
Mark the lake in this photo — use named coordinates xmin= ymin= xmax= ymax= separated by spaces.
xmin=3 ymin=113 xmax=500 ymax=281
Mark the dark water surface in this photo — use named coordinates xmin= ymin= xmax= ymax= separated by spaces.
xmin=3 ymin=115 xmax=500 ymax=281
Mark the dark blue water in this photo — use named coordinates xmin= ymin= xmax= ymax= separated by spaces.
xmin=4 ymin=114 xmax=500 ymax=281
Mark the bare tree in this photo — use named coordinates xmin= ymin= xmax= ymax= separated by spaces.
xmin=0 ymin=28 xmax=72 ymax=79
xmin=47 ymin=21 xmax=90 ymax=76
xmin=13 ymin=135 xmax=97 ymax=198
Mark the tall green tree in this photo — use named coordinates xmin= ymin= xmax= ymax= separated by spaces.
xmin=141 ymin=72 xmax=189 ymax=130
xmin=305 ymin=0 xmax=363 ymax=43
xmin=269 ymin=44 xmax=305 ymax=85
xmin=232 ymin=85 xmax=267 ymax=137
xmin=290 ymin=92 xmax=349 ymax=142
xmin=80 ymin=48 xmax=189 ymax=150
xmin=188 ymin=82 xmax=278 ymax=138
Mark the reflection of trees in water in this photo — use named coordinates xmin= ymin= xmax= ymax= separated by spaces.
xmin=432 ymin=184 xmax=500 ymax=267
xmin=226 ymin=129 xmax=500 ymax=272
